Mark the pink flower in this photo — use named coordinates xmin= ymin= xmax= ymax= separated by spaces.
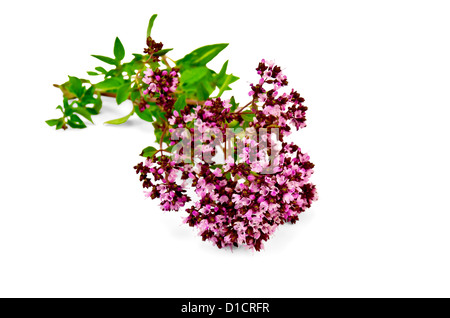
xmin=223 ymin=100 xmax=232 ymax=109
xmin=270 ymin=187 xmax=279 ymax=196
xmin=198 ymin=178 xmax=206 ymax=188
xmin=219 ymin=195 xmax=229 ymax=203
xmin=241 ymin=198 xmax=251 ymax=206
xmin=205 ymin=183 xmax=215 ymax=192
xmin=225 ymin=156 xmax=235 ymax=166
xmin=283 ymin=192 xmax=294 ymax=203
xmin=249 ymin=182 xmax=259 ymax=193
xmin=277 ymin=175 xmax=288 ymax=186
xmin=144 ymin=69 xmax=153 ymax=77
xmin=167 ymin=170 xmax=178 ymax=183
xmin=260 ymin=186 xmax=270 ymax=196
xmin=260 ymin=201 xmax=269 ymax=212
xmin=183 ymin=114 xmax=195 ymax=123
xmin=212 ymin=168 xmax=223 ymax=177
xmin=231 ymin=194 xmax=241 ymax=204
xmin=251 ymin=162 xmax=263 ymax=173
xmin=149 ymin=83 xmax=157 ymax=92
xmin=268 ymin=203 xmax=279 ymax=213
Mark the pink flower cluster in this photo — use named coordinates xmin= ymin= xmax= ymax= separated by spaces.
xmin=134 ymin=155 xmax=191 ymax=211
xmin=183 ymin=144 xmax=317 ymax=251
xmin=134 ymin=60 xmax=317 ymax=251
xmin=140 ymin=68 xmax=179 ymax=112
xmin=248 ymin=59 xmax=309 ymax=137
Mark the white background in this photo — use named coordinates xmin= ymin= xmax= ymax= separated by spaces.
xmin=1 ymin=0 xmax=449 ymax=297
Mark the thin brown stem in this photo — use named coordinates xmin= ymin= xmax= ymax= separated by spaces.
xmin=53 ymin=84 xmax=204 ymax=105
xmin=236 ymin=101 xmax=253 ymax=114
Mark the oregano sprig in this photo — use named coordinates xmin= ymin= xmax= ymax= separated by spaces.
xmin=47 ymin=14 xmax=317 ymax=251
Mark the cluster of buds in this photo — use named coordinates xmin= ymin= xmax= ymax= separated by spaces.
xmin=144 ymin=36 xmax=164 ymax=62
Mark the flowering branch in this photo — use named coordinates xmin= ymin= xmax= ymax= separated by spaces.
xmin=46 ymin=14 xmax=318 ymax=252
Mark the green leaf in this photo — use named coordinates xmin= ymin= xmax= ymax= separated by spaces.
xmin=62 ymin=98 xmax=74 ymax=116
xmin=56 ymin=119 xmax=65 ymax=130
xmin=130 ymin=89 xmax=141 ymax=102
xmin=150 ymin=105 xmax=166 ymax=122
xmin=213 ymin=60 xmax=239 ymax=92
xmin=141 ymin=146 xmax=158 ymax=158
xmin=83 ymin=85 xmax=95 ymax=98
xmin=149 ymin=61 xmax=161 ymax=70
xmin=241 ymin=113 xmax=255 ymax=122
xmin=123 ymin=60 xmax=144 ymax=76
xmin=230 ymin=96 xmax=239 ymax=112
xmin=217 ymin=60 xmax=228 ymax=79
xmin=181 ymin=66 xmax=210 ymax=84
xmin=86 ymin=96 xmax=102 ymax=115
xmin=63 ymin=97 xmax=70 ymax=108
xmin=104 ymin=108 xmax=134 ymax=125
xmin=134 ymin=105 xmax=154 ymax=122
xmin=173 ymin=94 xmax=186 ymax=111
xmin=67 ymin=114 xmax=87 ymax=129
xmin=57 ymin=83 xmax=76 ymax=99
xmin=227 ymin=120 xmax=239 ymax=128
xmin=216 ymin=74 xmax=234 ymax=98
xmin=132 ymin=53 xmax=145 ymax=61
xmin=68 ymin=76 xmax=84 ymax=98
xmin=116 ymin=83 xmax=131 ymax=105
xmin=73 ymin=107 xmax=94 ymax=124
xmin=92 ymin=55 xmax=118 ymax=66
xmin=197 ymin=82 xmax=214 ymax=100
xmin=95 ymin=78 xmax=123 ymax=90
xmin=165 ymin=145 xmax=174 ymax=153
xmin=147 ymin=14 xmax=158 ymax=37
xmin=218 ymin=74 xmax=239 ymax=90
xmin=114 ymin=37 xmax=125 ymax=61
xmin=45 ymin=119 xmax=60 ymax=127
xmin=177 ymin=43 xmax=229 ymax=67
xmin=87 ymin=71 xmax=100 ymax=76
xmin=153 ymin=48 xmax=173 ymax=57
xmin=95 ymin=67 xmax=108 ymax=74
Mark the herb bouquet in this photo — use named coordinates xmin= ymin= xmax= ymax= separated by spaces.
xmin=47 ymin=15 xmax=318 ymax=251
